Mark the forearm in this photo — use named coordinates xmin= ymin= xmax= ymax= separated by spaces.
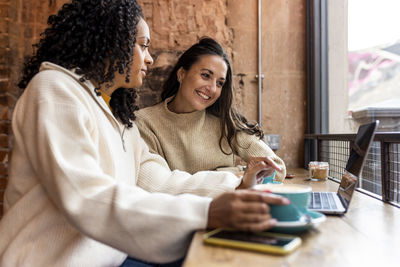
xmin=137 ymin=145 xmax=242 ymax=198
xmin=20 ymin=115 xmax=211 ymax=263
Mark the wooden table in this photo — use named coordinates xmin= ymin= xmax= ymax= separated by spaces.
xmin=183 ymin=168 xmax=400 ymax=267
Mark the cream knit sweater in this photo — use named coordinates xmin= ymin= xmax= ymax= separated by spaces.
xmin=135 ymin=99 xmax=286 ymax=181
xmin=0 ymin=62 xmax=242 ymax=266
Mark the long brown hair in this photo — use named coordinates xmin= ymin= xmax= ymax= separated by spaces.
xmin=162 ymin=37 xmax=264 ymax=154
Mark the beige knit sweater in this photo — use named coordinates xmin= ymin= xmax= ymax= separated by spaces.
xmin=135 ymin=98 xmax=286 ymax=181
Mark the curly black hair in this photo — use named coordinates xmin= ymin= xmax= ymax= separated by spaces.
xmin=18 ymin=0 xmax=143 ymax=128
xmin=162 ymin=37 xmax=264 ymax=155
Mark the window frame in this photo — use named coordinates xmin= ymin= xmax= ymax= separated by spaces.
xmin=305 ymin=0 xmax=329 ymax=165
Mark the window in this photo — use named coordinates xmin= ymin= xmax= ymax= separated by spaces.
xmin=307 ymin=0 xmax=400 ymax=204
xmin=329 ymin=0 xmax=400 ymax=134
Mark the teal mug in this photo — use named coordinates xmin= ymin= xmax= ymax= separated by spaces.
xmin=253 ymin=184 xmax=312 ymax=222
xmin=262 ymin=170 xmax=280 ymax=184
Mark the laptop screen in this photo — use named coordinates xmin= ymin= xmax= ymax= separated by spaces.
xmin=337 ymin=121 xmax=378 ymax=209
xmin=345 ymin=121 xmax=379 ymax=177
xmin=337 ymin=170 xmax=358 ymax=209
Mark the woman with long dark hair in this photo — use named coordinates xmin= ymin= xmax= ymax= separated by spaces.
xmin=0 ymin=1 xmax=288 ymax=266
xmin=136 ymin=37 xmax=286 ymax=181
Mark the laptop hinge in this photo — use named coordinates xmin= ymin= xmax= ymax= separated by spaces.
xmin=337 ymin=193 xmax=348 ymax=210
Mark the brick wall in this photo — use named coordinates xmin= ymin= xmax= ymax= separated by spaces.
xmin=0 ymin=0 xmax=234 ymax=218
xmin=0 ymin=0 xmax=8 ymax=217
xmin=0 ymin=0 xmax=307 ymax=218
xmin=137 ymin=0 xmax=233 ymax=107
xmin=0 ymin=0 xmax=12 ymax=218
xmin=0 ymin=0 xmax=63 ymax=218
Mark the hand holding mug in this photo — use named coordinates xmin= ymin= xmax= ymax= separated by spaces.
xmin=207 ymin=189 xmax=290 ymax=232
xmin=253 ymin=184 xmax=312 ymax=222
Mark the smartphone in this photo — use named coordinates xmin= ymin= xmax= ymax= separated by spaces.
xmin=203 ymin=229 xmax=301 ymax=255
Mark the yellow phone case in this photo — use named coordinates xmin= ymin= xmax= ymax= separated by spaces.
xmin=203 ymin=229 xmax=301 ymax=255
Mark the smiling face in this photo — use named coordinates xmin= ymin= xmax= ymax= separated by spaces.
xmin=168 ymin=55 xmax=228 ymax=113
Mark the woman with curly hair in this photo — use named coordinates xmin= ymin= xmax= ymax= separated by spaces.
xmin=136 ymin=38 xmax=286 ymax=182
xmin=0 ymin=1 xmax=289 ymax=266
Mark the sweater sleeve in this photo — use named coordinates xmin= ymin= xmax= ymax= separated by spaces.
xmin=234 ymin=132 xmax=287 ymax=181
xmin=135 ymin=131 xmax=242 ymax=198
xmin=15 ymin=73 xmax=228 ymax=263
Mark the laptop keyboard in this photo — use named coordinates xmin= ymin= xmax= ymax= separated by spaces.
xmin=309 ymin=192 xmax=337 ymax=210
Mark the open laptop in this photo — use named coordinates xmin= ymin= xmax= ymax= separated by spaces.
xmin=308 ymin=121 xmax=379 ymax=215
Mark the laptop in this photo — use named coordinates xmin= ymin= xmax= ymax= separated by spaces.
xmin=308 ymin=121 xmax=379 ymax=215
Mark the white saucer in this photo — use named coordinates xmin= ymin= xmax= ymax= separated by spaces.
xmin=269 ymin=210 xmax=326 ymax=234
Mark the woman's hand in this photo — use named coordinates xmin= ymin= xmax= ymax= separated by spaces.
xmin=237 ymin=156 xmax=281 ymax=189
xmin=207 ymin=190 xmax=290 ymax=231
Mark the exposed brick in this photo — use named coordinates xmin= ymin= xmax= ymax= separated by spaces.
xmin=24 ymin=27 xmax=33 ymax=38
xmin=0 ymin=134 xmax=9 ymax=148
xmin=143 ymin=65 xmax=172 ymax=93
xmin=34 ymin=25 xmax=47 ymax=39
xmin=24 ymin=40 xmax=34 ymax=56
xmin=7 ymin=83 xmax=21 ymax=97
xmin=0 ymin=12 xmax=8 ymax=33
xmin=0 ymin=201 xmax=3 ymax=219
xmin=0 ymin=0 xmax=13 ymax=211
xmin=7 ymin=23 xmax=20 ymax=38
xmin=0 ymin=66 xmax=7 ymax=76
xmin=21 ymin=1 xmax=34 ymax=24
xmin=137 ymin=93 xmax=159 ymax=109
xmin=6 ymin=93 xmax=16 ymax=106
xmin=37 ymin=0 xmax=49 ymax=17
xmin=0 ymin=81 xmax=8 ymax=94
xmin=0 ymin=94 xmax=6 ymax=106
xmin=0 ymin=34 xmax=7 ymax=49
xmin=37 ymin=6 xmax=52 ymax=24
xmin=0 ymin=48 xmax=9 ymax=65
xmin=0 ymin=174 xmax=8 ymax=185
xmin=0 ymin=106 xmax=7 ymax=120
xmin=9 ymin=66 xmax=21 ymax=85
xmin=0 ymin=4 xmax=8 ymax=19
xmin=3 ymin=0 xmax=232 ymax=135
xmin=0 ymin=120 xmax=11 ymax=134
xmin=0 ymin=149 xmax=9 ymax=161
xmin=6 ymin=0 xmax=15 ymax=8
xmin=8 ymin=5 xmax=17 ymax=21
xmin=141 ymin=2 xmax=152 ymax=19
xmin=6 ymin=106 xmax=13 ymax=120
xmin=0 ymin=0 xmax=306 ymax=172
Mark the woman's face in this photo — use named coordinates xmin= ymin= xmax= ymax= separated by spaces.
xmin=170 ymin=55 xmax=227 ymax=113
xmin=111 ymin=19 xmax=153 ymax=93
